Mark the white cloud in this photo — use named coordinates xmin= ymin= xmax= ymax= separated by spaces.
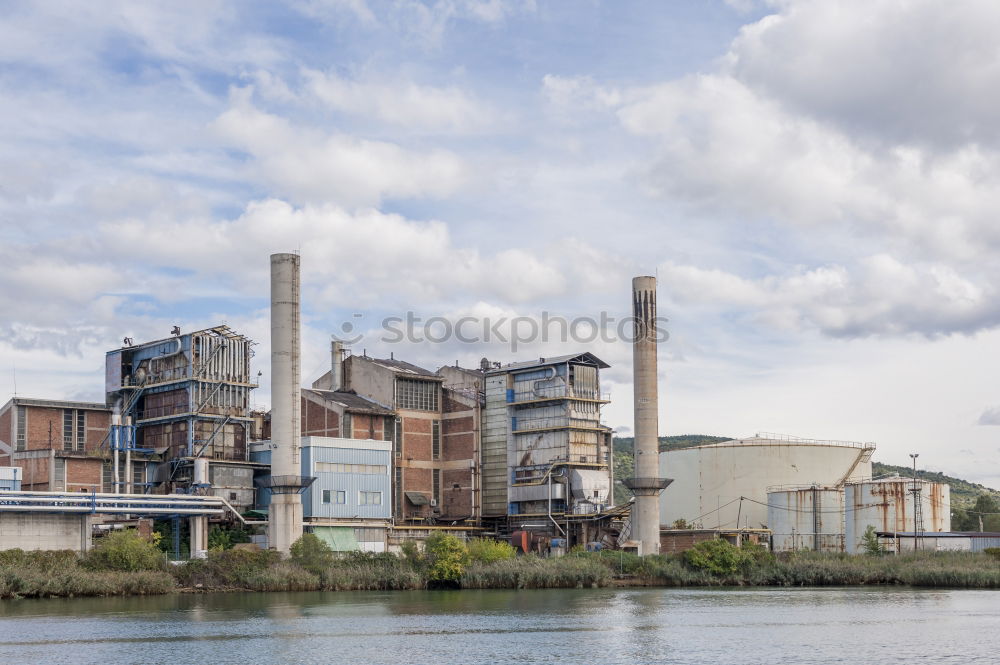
xmin=728 ymin=0 xmax=1000 ymax=150
xmin=303 ymin=69 xmax=496 ymax=132
xmin=212 ymin=90 xmax=467 ymax=206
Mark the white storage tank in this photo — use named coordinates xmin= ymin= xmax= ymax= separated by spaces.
xmin=767 ymin=485 xmax=845 ymax=552
xmin=660 ymin=434 xmax=874 ymax=531
xmin=844 ymin=477 xmax=950 ymax=554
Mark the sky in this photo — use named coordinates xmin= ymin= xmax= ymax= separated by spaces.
xmin=2 ymin=0 xmax=1000 ymax=485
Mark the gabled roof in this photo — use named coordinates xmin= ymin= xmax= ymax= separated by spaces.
xmin=304 ymin=389 xmax=394 ymax=415
xmin=486 ymin=352 xmax=610 ymax=374
xmin=361 ymin=356 xmax=441 ymax=378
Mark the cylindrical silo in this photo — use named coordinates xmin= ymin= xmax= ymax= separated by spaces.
xmin=767 ymin=485 xmax=845 ymax=552
xmin=845 ymin=477 xmax=950 ymax=554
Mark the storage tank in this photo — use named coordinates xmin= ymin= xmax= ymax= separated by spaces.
xmin=845 ymin=477 xmax=950 ymax=554
xmin=660 ymin=433 xmax=874 ymax=531
xmin=767 ymin=485 xmax=845 ymax=552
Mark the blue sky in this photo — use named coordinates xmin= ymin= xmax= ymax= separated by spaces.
xmin=3 ymin=0 xmax=1000 ymax=486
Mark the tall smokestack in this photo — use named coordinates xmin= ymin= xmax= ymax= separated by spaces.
xmin=626 ymin=276 xmax=671 ymax=556
xmin=269 ymin=253 xmax=304 ymax=553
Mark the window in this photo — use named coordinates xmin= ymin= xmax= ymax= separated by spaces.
xmin=102 ymin=462 xmax=112 ymax=493
xmin=431 ymin=420 xmax=440 ymax=460
xmin=63 ymin=409 xmax=87 ymax=451
xmin=77 ymin=411 xmax=85 ymax=451
xmin=321 ymin=490 xmax=346 ymax=504
xmin=394 ymin=466 xmax=402 ymax=516
xmin=132 ymin=464 xmax=144 ymax=490
xmin=342 ymin=412 xmax=352 ymax=438
xmin=383 ymin=417 xmax=393 ymax=442
xmin=15 ymin=406 xmax=26 ymax=451
xmin=395 ymin=379 xmax=439 ymax=411
xmin=315 ymin=462 xmax=387 ymax=474
xmin=432 ymin=469 xmax=441 ymax=507
xmin=359 ymin=490 xmax=382 ymax=505
xmin=394 ymin=418 xmax=402 ymax=458
xmin=53 ymin=457 xmax=66 ymax=492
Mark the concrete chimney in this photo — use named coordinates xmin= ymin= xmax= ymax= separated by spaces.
xmin=269 ymin=253 xmax=304 ymax=553
xmin=330 ymin=339 xmax=344 ymax=391
xmin=625 ymin=275 xmax=672 ymax=556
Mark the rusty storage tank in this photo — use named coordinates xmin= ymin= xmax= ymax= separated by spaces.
xmin=660 ymin=433 xmax=874 ymax=531
xmin=767 ymin=485 xmax=845 ymax=552
xmin=844 ymin=476 xmax=950 ymax=553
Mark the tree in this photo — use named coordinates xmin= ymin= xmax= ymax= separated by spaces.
xmin=290 ymin=533 xmax=335 ymax=575
xmin=862 ymin=525 xmax=884 ymax=556
xmin=424 ymin=533 xmax=469 ymax=582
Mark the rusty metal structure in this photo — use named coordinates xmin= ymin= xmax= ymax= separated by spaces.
xmin=845 ymin=476 xmax=950 ymax=553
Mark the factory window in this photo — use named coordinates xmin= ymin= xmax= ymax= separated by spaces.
xmin=322 ymin=490 xmax=346 ymax=504
xmin=63 ymin=410 xmax=87 ymax=451
xmin=132 ymin=465 xmax=144 ymax=491
xmin=315 ymin=463 xmax=387 ymax=475
xmin=53 ymin=457 xmax=66 ymax=492
xmin=343 ymin=413 xmax=352 ymax=438
xmin=102 ymin=462 xmax=112 ymax=493
xmin=394 ymin=418 xmax=402 ymax=458
xmin=395 ymin=379 xmax=439 ymax=411
xmin=15 ymin=406 xmax=26 ymax=451
xmin=359 ymin=490 xmax=382 ymax=505
xmin=383 ymin=417 xmax=393 ymax=442
xmin=394 ymin=466 xmax=402 ymax=515
xmin=431 ymin=420 xmax=440 ymax=460
xmin=432 ymin=469 xmax=440 ymax=507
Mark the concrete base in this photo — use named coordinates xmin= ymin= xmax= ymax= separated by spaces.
xmin=0 ymin=513 xmax=92 ymax=552
xmin=269 ymin=494 xmax=303 ymax=554
xmin=633 ymin=499 xmax=660 ymax=556
xmin=189 ymin=515 xmax=208 ymax=558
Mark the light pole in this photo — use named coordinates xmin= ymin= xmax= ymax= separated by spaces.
xmin=909 ymin=453 xmax=920 ymax=552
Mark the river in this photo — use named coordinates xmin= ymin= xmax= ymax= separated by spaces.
xmin=0 ymin=587 xmax=994 ymax=664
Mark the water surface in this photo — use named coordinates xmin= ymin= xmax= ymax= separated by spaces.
xmin=0 ymin=587 xmax=993 ymax=664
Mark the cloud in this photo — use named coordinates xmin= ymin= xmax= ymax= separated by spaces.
xmin=660 ymin=255 xmax=997 ymax=337
xmin=978 ymin=407 xmax=1000 ymax=426
xmin=728 ymin=0 xmax=1000 ymax=150
xmin=211 ymin=89 xmax=467 ymax=206
xmin=302 ymin=69 xmax=496 ymax=132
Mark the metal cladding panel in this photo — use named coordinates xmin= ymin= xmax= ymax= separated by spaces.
xmin=509 ymin=483 xmax=566 ymax=502
xmin=660 ymin=442 xmax=872 ymax=529
xmin=482 ymin=374 xmax=511 ymax=515
xmin=768 ymin=488 xmax=845 ymax=552
xmin=570 ymin=469 xmax=610 ymax=502
xmin=845 ymin=479 xmax=950 ymax=554
xmin=303 ymin=442 xmax=391 ymax=520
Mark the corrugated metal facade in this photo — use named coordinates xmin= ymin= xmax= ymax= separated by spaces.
xmin=481 ymin=374 xmax=509 ymax=516
xmin=303 ymin=442 xmax=391 ymax=520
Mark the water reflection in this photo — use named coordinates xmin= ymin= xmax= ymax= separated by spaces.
xmin=0 ymin=588 xmax=996 ymax=665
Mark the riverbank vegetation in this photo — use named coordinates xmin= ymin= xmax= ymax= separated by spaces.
xmin=3 ymin=530 xmax=1000 ymax=599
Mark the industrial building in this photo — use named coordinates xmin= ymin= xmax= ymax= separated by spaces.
xmin=104 ymin=325 xmax=263 ymax=511
xmin=0 ymin=397 xmax=114 ymax=492
xmin=482 ymin=353 xmax=618 ymax=544
xmin=660 ymin=433 xmax=875 ymax=532
xmin=251 ymin=436 xmax=392 ymax=551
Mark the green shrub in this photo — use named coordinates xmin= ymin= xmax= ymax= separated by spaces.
xmin=462 ymin=555 xmax=611 ymax=589
xmin=467 ymin=539 xmax=516 ymax=565
xmin=83 ymin=530 xmax=165 ymax=572
xmin=862 ymin=526 xmax=885 ymax=556
xmin=982 ymin=547 xmax=1000 ymax=561
xmin=683 ymin=539 xmax=755 ymax=576
xmin=208 ymin=526 xmax=252 ymax=551
xmin=290 ymin=533 xmax=336 ymax=575
xmin=425 ymin=533 xmax=469 ymax=582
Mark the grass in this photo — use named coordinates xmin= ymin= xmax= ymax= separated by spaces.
xmin=4 ymin=532 xmax=1000 ymax=599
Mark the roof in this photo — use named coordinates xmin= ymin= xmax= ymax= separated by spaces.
xmin=107 ymin=324 xmax=255 ymax=354
xmin=684 ymin=433 xmax=873 ymax=451
xmin=878 ymin=531 xmax=1000 ymax=538
xmin=487 ymin=352 xmax=610 ymax=374
xmin=3 ymin=397 xmax=110 ymax=412
xmin=405 ymin=491 xmax=430 ymax=506
xmin=304 ymin=389 xmax=394 ymax=415
xmin=359 ymin=356 xmax=441 ymax=378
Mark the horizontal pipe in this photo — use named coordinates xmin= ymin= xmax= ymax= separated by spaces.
xmin=0 ymin=505 xmax=224 ymax=515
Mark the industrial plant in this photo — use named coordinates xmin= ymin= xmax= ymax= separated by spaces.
xmin=0 ymin=255 xmax=976 ymax=557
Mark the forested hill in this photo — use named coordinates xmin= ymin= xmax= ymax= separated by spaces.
xmin=871 ymin=462 xmax=1000 ymax=508
xmin=611 ymin=436 xmax=1000 ymax=509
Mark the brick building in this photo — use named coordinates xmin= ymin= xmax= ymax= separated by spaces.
xmin=0 ymin=398 xmax=112 ymax=492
